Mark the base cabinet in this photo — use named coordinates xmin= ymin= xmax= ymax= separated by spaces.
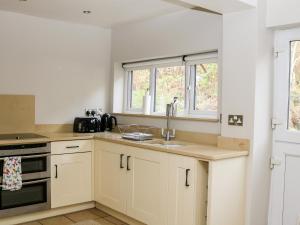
xmin=126 ymin=147 xmax=168 ymax=225
xmin=168 ymin=155 xmax=208 ymax=225
xmin=51 ymin=141 xmax=93 ymax=208
xmin=95 ymin=141 xmax=168 ymax=225
xmin=95 ymin=140 xmax=206 ymax=225
xmin=94 ymin=142 xmax=127 ymax=214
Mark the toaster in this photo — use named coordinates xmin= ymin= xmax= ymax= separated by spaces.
xmin=73 ymin=117 xmax=101 ymax=133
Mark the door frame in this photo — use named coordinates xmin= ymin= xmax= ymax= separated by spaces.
xmin=269 ymin=27 xmax=300 ymax=225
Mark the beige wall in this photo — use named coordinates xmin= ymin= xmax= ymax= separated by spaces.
xmin=0 ymin=95 xmax=35 ymax=133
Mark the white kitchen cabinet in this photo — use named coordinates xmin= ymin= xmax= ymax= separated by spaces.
xmin=94 ymin=141 xmax=127 ymax=214
xmin=51 ymin=141 xmax=93 ymax=208
xmin=168 ymin=155 xmax=208 ymax=225
xmin=95 ymin=140 xmax=169 ymax=225
xmin=126 ymin=147 xmax=169 ymax=225
xmin=95 ymin=140 xmax=245 ymax=225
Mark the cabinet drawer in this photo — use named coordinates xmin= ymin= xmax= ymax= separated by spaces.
xmin=51 ymin=140 xmax=92 ymax=155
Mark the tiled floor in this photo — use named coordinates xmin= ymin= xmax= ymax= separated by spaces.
xmin=19 ymin=208 xmax=129 ymax=225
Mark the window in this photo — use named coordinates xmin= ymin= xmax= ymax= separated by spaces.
xmin=289 ymin=41 xmax=300 ymax=130
xmin=189 ymin=62 xmax=218 ymax=116
xmin=123 ymin=52 xmax=219 ymax=118
xmin=154 ymin=66 xmax=185 ymax=113
xmin=128 ymin=69 xmax=150 ymax=110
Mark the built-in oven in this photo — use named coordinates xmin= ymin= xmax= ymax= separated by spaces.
xmin=0 ymin=143 xmax=50 ymax=182
xmin=0 ymin=178 xmax=50 ymax=217
xmin=0 ymin=142 xmax=51 ymax=217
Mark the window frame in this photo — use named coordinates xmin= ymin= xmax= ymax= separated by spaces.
xmin=186 ymin=57 xmax=219 ymax=119
xmin=151 ymin=62 xmax=186 ymax=116
xmin=123 ymin=52 xmax=220 ymax=119
xmin=124 ymin=66 xmax=152 ymax=113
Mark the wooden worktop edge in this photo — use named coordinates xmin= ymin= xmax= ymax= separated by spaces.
xmin=35 ymin=124 xmax=250 ymax=151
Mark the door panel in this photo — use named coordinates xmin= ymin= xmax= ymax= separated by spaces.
xmin=127 ymin=147 xmax=168 ymax=225
xmin=283 ymin=154 xmax=300 ymax=225
xmin=94 ymin=141 xmax=127 ymax=214
xmin=168 ymin=155 xmax=197 ymax=225
xmin=51 ymin=152 xmax=92 ymax=208
xmin=269 ymin=28 xmax=300 ymax=225
xmin=273 ymin=29 xmax=300 ymax=143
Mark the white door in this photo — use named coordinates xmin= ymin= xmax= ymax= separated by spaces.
xmin=94 ymin=141 xmax=127 ymax=214
xmin=167 ymin=155 xmax=197 ymax=225
xmin=51 ymin=152 xmax=92 ymax=208
xmin=126 ymin=147 xmax=168 ymax=225
xmin=269 ymin=28 xmax=300 ymax=225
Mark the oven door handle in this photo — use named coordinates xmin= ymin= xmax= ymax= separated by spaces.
xmin=22 ymin=178 xmax=50 ymax=186
xmin=0 ymin=153 xmax=51 ymax=161
xmin=0 ymin=178 xmax=50 ymax=188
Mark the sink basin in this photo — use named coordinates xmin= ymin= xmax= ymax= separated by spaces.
xmin=147 ymin=140 xmax=185 ymax=148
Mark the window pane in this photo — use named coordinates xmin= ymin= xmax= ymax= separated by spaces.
xmin=155 ymin=66 xmax=185 ymax=113
xmin=289 ymin=41 xmax=300 ymax=130
xmin=130 ymin=69 xmax=150 ymax=109
xmin=194 ymin=63 xmax=218 ymax=112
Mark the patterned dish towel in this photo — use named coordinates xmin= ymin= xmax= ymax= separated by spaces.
xmin=2 ymin=157 xmax=22 ymax=191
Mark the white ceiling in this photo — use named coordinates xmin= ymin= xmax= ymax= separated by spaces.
xmin=0 ymin=0 xmax=185 ymax=28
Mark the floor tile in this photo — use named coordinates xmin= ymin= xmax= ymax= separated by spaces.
xmin=73 ymin=219 xmax=102 ymax=225
xmin=95 ymin=218 xmax=116 ymax=225
xmin=104 ymin=216 xmax=127 ymax=225
xmin=88 ymin=208 xmax=109 ymax=218
xmin=65 ymin=210 xmax=99 ymax=222
xmin=18 ymin=222 xmax=41 ymax=225
xmin=39 ymin=215 xmax=74 ymax=225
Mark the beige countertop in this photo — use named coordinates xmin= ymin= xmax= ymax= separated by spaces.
xmin=0 ymin=133 xmax=93 ymax=146
xmin=93 ymin=133 xmax=249 ymax=161
xmin=41 ymin=132 xmax=94 ymax=142
xmin=0 ymin=132 xmax=248 ymax=161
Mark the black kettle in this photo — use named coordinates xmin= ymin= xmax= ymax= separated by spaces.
xmin=100 ymin=113 xmax=118 ymax=132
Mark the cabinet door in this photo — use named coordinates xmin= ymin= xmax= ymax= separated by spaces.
xmin=94 ymin=141 xmax=127 ymax=214
xmin=51 ymin=152 xmax=92 ymax=208
xmin=168 ymin=155 xmax=203 ymax=225
xmin=126 ymin=147 xmax=168 ymax=225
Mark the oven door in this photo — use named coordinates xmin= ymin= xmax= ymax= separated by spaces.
xmin=0 ymin=153 xmax=51 ymax=182
xmin=0 ymin=178 xmax=51 ymax=217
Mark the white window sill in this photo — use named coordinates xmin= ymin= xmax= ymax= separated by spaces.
xmin=113 ymin=113 xmax=220 ymax=123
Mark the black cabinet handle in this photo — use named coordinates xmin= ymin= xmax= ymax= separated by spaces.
xmin=127 ymin=156 xmax=131 ymax=171
xmin=66 ymin=146 xmax=79 ymax=149
xmin=185 ymin=169 xmax=190 ymax=187
xmin=120 ymin=154 xmax=124 ymax=169
xmin=55 ymin=164 xmax=58 ymax=179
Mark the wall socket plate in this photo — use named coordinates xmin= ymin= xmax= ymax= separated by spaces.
xmin=228 ymin=115 xmax=243 ymax=126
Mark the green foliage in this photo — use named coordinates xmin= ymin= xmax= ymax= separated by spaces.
xmin=195 ymin=63 xmax=218 ymax=111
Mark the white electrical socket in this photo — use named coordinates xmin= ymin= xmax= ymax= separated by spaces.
xmin=96 ymin=108 xmax=103 ymax=115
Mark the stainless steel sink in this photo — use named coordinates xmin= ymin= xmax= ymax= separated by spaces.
xmin=147 ymin=140 xmax=185 ymax=148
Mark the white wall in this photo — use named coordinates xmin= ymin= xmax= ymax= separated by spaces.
xmin=267 ymin=0 xmax=300 ymax=28
xmin=222 ymin=2 xmax=273 ymax=225
xmin=111 ymin=10 xmax=222 ymax=134
xmin=247 ymin=1 xmax=273 ymax=223
xmin=222 ymin=10 xmax=256 ymax=139
xmin=0 ymin=10 xmax=111 ymax=124
xmin=112 ymin=11 xmax=222 ymax=62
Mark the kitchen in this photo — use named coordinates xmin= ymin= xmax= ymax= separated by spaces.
xmin=0 ymin=0 xmax=298 ymax=225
